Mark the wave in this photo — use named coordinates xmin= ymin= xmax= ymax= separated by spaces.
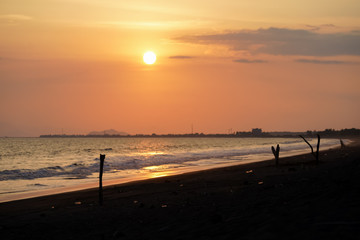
xmin=0 ymin=138 xmax=340 ymax=181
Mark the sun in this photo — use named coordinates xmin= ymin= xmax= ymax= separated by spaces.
xmin=143 ymin=51 xmax=156 ymax=65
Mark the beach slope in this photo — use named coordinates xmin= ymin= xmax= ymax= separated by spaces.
xmin=1 ymin=139 xmax=360 ymax=239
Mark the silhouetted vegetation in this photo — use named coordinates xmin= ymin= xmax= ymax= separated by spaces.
xmin=305 ymin=128 xmax=360 ymax=137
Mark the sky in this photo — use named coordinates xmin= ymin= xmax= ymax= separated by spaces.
xmin=1 ymin=0 xmax=360 ymax=136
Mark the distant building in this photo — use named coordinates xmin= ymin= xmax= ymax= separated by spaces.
xmin=252 ymin=128 xmax=262 ymax=135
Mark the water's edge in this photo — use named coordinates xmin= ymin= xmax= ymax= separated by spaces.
xmin=0 ymin=143 xmax=340 ymax=203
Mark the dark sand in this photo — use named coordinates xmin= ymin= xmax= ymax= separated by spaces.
xmin=1 ymin=139 xmax=360 ymax=240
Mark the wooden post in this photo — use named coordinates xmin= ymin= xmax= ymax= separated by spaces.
xmin=99 ymin=154 xmax=105 ymax=206
xmin=340 ymin=139 xmax=345 ymax=150
xmin=315 ymin=134 xmax=320 ymax=164
xmin=271 ymin=144 xmax=280 ymax=167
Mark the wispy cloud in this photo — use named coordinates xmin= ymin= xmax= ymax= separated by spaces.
xmin=97 ymin=21 xmax=173 ymax=29
xmin=177 ymin=27 xmax=360 ymax=56
xmin=233 ymin=59 xmax=267 ymax=63
xmin=97 ymin=20 xmax=203 ymax=30
xmin=169 ymin=55 xmax=194 ymax=59
xmin=0 ymin=57 xmax=43 ymax=62
xmin=295 ymin=59 xmax=354 ymax=64
xmin=305 ymin=24 xmax=336 ymax=31
xmin=0 ymin=14 xmax=32 ymax=24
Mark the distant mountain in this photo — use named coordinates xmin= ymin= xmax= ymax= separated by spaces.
xmin=88 ymin=129 xmax=129 ymax=136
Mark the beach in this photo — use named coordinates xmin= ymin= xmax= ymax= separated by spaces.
xmin=1 ymin=138 xmax=360 ymax=240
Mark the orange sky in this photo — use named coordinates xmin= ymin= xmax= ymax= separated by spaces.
xmin=1 ymin=0 xmax=360 ymax=136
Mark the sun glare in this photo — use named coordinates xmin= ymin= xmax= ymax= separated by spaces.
xmin=143 ymin=51 xmax=156 ymax=64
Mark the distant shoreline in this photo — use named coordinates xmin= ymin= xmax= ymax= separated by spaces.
xmin=39 ymin=134 xmax=303 ymax=138
xmin=39 ymin=133 xmax=359 ymax=139
xmin=1 ymin=128 xmax=358 ymax=138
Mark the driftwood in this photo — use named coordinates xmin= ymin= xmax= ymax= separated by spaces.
xmin=299 ymin=134 xmax=320 ymax=164
xmin=99 ymin=154 xmax=106 ymax=206
xmin=271 ymin=144 xmax=280 ymax=167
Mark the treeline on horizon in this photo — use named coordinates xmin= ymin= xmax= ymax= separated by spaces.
xmin=39 ymin=128 xmax=360 ymax=138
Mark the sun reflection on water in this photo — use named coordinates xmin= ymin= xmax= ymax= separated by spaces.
xmin=142 ymin=165 xmax=171 ymax=178
xmin=133 ymin=151 xmax=166 ymax=157
xmin=143 ymin=166 xmax=161 ymax=170
xmin=146 ymin=172 xmax=170 ymax=178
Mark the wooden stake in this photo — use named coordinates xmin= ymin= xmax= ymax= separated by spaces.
xmin=316 ymin=134 xmax=320 ymax=164
xmin=99 ymin=154 xmax=105 ymax=206
xmin=340 ymin=139 xmax=346 ymax=150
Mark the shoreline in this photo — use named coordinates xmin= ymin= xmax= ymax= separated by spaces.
xmin=1 ymin=138 xmax=360 ymax=239
xmin=0 ymin=144 xmax=345 ymax=204
xmin=0 ymin=140 xmax=342 ymax=203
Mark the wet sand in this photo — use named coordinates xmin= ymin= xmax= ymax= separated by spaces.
xmin=1 ymin=138 xmax=360 ymax=239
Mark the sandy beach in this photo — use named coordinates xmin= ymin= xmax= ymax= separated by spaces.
xmin=1 ymin=138 xmax=360 ymax=240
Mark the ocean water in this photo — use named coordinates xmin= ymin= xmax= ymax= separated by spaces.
xmin=0 ymin=137 xmax=340 ymax=202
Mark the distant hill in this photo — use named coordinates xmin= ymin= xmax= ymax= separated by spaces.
xmin=87 ymin=129 xmax=129 ymax=136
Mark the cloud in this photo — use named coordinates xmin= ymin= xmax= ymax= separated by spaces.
xmin=168 ymin=55 xmax=194 ymax=59
xmin=0 ymin=57 xmax=43 ymax=62
xmin=177 ymin=27 xmax=360 ymax=56
xmin=233 ymin=59 xmax=267 ymax=63
xmin=305 ymin=24 xmax=336 ymax=31
xmin=97 ymin=20 xmax=196 ymax=30
xmin=0 ymin=14 xmax=32 ymax=24
xmin=321 ymin=24 xmax=336 ymax=28
xmin=295 ymin=59 xmax=354 ymax=64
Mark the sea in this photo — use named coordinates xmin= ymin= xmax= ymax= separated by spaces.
xmin=0 ymin=137 xmax=342 ymax=202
